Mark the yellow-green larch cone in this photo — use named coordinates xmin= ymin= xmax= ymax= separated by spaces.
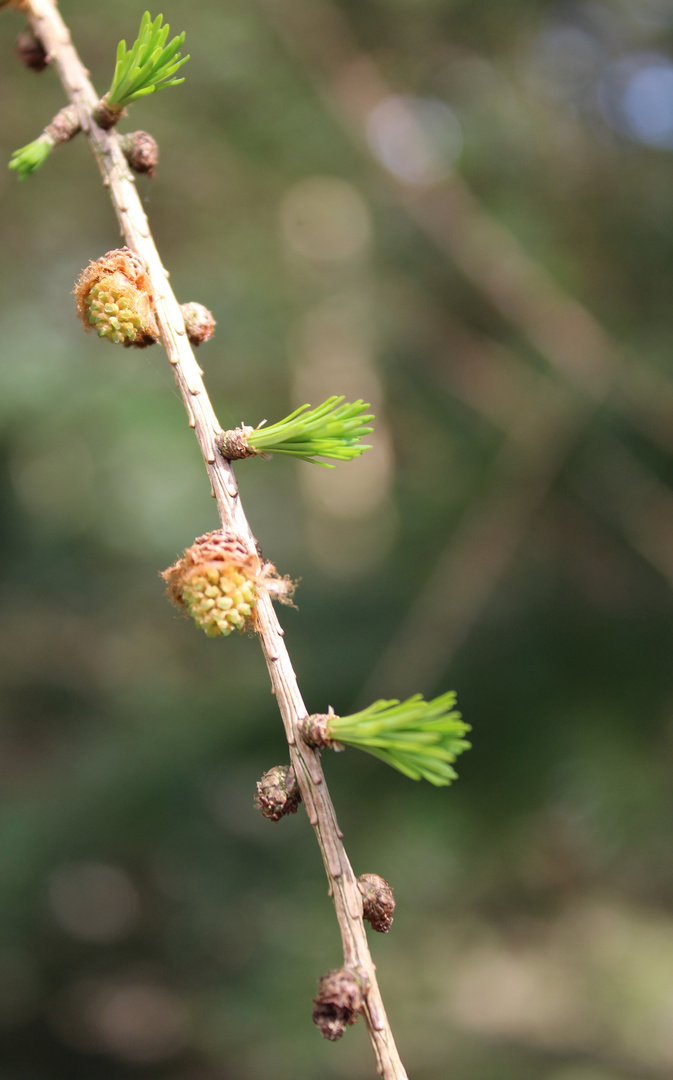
xmin=162 ymin=530 xmax=296 ymax=638
xmin=75 ymin=248 xmax=159 ymax=347
xmin=162 ymin=532 xmax=259 ymax=637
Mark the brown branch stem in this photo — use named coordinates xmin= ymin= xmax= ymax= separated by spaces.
xmin=21 ymin=2 xmax=408 ymax=1076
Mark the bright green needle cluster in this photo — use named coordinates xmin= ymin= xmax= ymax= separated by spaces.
xmin=106 ymin=11 xmax=189 ymax=109
xmin=9 ymin=134 xmax=53 ymax=179
xmin=247 ymin=396 xmax=374 ymax=467
xmin=328 ymin=692 xmax=471 ymax=786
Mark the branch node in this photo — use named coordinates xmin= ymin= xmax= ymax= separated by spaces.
xmin=93 ymin=95 xmax=125 ymax=130
xmin=299 ymin=712 xmax=343 ymax=752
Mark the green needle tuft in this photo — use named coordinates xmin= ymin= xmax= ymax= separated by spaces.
xmin=308 ymin=693 xmax=471 ymax=786
xmin=235 ymin=396 xmax=374 ymax=467
xmin=9 ymin=134 xmax=53 ymax=179
xmin=106 ymin=11 xmax=189 ymax=109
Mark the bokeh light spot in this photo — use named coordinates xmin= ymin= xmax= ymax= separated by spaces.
xmin=366 ymin=95 xmax=462 ymax=185
xmin=623 ymin=60 xmax=673 ymax=147
xmin=48 ymin=862 xmax=140 ymax=943
xmin=279 ymin=176 xmax=372 ymax=262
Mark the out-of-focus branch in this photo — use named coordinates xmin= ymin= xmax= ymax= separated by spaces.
xmin=251 ymin=0 xmax=673 ymax=695
xmin=364 ymin=383 xmax=589 ymax=697
xmin=569 ymin=435 xmax=673 ymax=590
xmin=365 ymin=286 xmax=673 ymax=695
xmin=252 ymin=0 xmax=673 ymax=451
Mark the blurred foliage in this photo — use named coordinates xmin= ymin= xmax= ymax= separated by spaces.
xmin=2 ymin=1 xmax=673 ymax=1078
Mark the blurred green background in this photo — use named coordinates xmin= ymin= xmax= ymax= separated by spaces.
xmin=2 ymin=1 xmax=673 ymax=1078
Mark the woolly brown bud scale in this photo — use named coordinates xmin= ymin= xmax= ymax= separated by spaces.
xmin=299 ymin=712 xmax=343 ymax=751
xmin=75 ymin=248 xmax=158 ymax=347
xmin=93 ymin=96 xmax=125 ymax=131
xmin=162 ymin=530 xmax=295 ymax=638
xmin=312 ymin=968 xmax=363 ymax=1041
xmin=216 ymin=426 xmax=255 ymax=461
xmin=180 ymin=302 xmax=216 ymax=346
xmin=120 ymin=130 xmax=159 ymax=177
xmin=357 ymin=873 xmax=395 ymax=933
xmin=255 ymin=765 xmax=301 ymax=821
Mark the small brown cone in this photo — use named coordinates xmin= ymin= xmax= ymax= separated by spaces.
xmin=357 ymin=873 xmax=395 ymax=933
xmin=254 ymin=765 xmax=301 ymax=822
xmin=15 ymin=30 xmax=48 ymax=71
xmin=312 ymin=968 xmax=363 ymax=1041
xmin=75 ymin=248 xmax=158 ymax=347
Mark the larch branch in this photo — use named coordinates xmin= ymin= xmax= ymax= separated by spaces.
xmin=21 ymin=2 xmax=408 ymax=1076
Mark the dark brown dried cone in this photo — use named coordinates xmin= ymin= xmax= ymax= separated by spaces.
xmin=75 ymin=248 xmax=159 ymax=347
xmin=180 ymin=302 xmax=216 ymax=346
xmin=255 ymin=765 xmax=301 ymax=822
xmin=357 ymin=873 xmax=395 ymax=933
xmin=299 ymin=712 xmax=342 ymax=751
xmin=313 ymin=968 xmax=364 ymax=1041
xmin=15 ymin=30 xmax=48 ymax=71
xmin=120 ymin=131 xmax=159 ymax=177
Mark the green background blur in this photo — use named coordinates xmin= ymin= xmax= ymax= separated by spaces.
xmin=2 ymin=1 xmax=673 ymax=1078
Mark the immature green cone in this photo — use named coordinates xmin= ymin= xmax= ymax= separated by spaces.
xmin=162 ymin=530 xmax=294 ymax=638
xmin=162 ymin=532 xmax=259 ymax=637
xmin=75 ymin=248 xmax=158 ymax=347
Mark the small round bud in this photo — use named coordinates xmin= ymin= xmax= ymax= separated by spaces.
xmin=299 ymin=712 xmax=343 ymax=751
xmin=255 ymin=765 xmax=301 ymax=822
xmin=357 ymin=873 xmax=395 ymax=933
xmin=180 ymin=302 xmax=216 ymax=346
xmin=312 ymin=968 xmax=363 ymax=1041
xmin=120 ymin=130 xmax=159 ymax=177
xmin=15 ymin=30 xmax=48 ymax=71
xmin=75 ymin=248 xmax=158 ymax=348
